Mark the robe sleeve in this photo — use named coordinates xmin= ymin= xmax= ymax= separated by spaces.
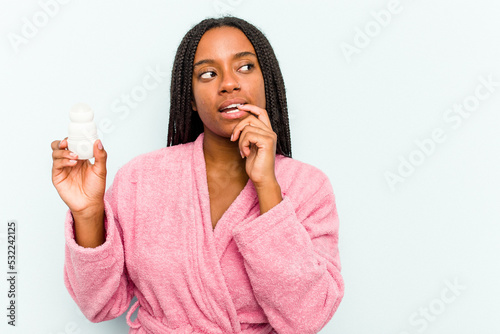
xmin=63 ymin=168 xmax=135 ymax=323
xmin=232 ymin=172 xmax=344 ymax=334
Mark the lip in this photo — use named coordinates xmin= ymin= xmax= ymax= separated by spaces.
xmin=218 ymin=98 xmax=247 ymax=112
xmin=219 ymin=108 xmax=249 ymax=119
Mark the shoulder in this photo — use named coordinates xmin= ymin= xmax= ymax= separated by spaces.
xmin=275 ymin=154 xmax=334 ymax=199
xmin=114 ymin=141 xmax=195 ymax=183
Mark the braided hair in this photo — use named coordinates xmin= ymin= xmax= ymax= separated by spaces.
xmin=167 ymin=16 xmax=292 ymax=158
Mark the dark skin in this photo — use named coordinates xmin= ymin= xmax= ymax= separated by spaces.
xmin=192 ymin=27 xmax=283 ymax=228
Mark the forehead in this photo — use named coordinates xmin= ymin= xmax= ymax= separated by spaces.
xmin=194 ymin=26 xmax=256 ymax=61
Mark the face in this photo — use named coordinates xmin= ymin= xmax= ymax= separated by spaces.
xmin=191 ymin=26 xmax=266 ymax=139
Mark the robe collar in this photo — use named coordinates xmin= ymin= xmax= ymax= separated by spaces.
xmin=190 ymin=132 xmax=285 ymax=332
xmin=192 ymin=132 xmax=260 ymax=254
xmin=190 ymin=131 xmax=258 ymax=332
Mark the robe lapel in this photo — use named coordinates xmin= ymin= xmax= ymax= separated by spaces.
xmin=190 ymin=132 xmax=258 ymax=333
xmin=194 ymin=132 xmax=259 ymax=258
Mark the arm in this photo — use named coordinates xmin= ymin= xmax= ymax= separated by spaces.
xmin=72 ymin=205 xmax=105 ymax=248
xmin=63 ymin=169 xmax=135 ymax=323
xmin=232 ymin=173 xmax=344 ymax=334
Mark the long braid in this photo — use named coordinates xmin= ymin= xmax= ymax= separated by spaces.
xmin=167 ymin=16 xmax=292 ymax=158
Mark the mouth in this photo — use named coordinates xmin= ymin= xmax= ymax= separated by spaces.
xmin=219 ymin=103 xmax=245 ymax=113
xmin=218 ymin=98 xmax=247 ymax=113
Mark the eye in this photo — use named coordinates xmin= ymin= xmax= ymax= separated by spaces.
xmin=199 ymin=71 xmax=216 ymax=79
xmin=239 ymin=63 xmax=254 ymax=72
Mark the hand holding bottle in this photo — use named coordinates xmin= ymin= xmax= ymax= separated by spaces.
xmin=51 ymin=103 xmax=107 ymax=248
xmin=51 ymin=137 xmax=107 ymax=216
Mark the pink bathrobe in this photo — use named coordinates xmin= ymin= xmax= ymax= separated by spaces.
xmin=64 ymin=132 xmax=344 ymax=334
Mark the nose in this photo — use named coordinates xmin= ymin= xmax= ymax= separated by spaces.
xmin=219 ymin=72 xmax=240 ymax=94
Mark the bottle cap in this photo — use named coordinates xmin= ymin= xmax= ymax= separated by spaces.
xmin=69 ymin=103 xmax=94 ymax=123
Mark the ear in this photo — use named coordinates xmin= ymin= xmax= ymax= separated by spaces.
xmin=191 ymin=99 xmax=197 ymax=111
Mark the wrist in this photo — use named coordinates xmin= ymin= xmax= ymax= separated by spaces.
xmin=254 ymin=179 xmax=280 ymax=192
xmin=71 ymin=204 xmax=106 ymax=248
xmin=255 ymin=180 xmax=283 ymax=215
xmin=71 ymin=203 xmax=105 ymax=222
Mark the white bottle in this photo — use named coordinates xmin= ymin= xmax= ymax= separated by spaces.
xmin=68 ymin=103 xmax=99 ymax=160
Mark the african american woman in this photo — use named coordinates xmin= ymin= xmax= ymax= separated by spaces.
xmin=51 ymin=16 xmax=344 ymax=334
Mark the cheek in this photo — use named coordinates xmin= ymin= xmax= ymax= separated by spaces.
xmin=192 ymin=84 xmax=214 ymax=109
xmin=193 ymin=96 xmax=211 ymax=118
xmin=192 ymin=87 xmax=203 ymax=109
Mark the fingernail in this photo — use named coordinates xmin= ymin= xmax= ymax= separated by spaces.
xmin=240 ymin=150 xmax=244 ymax=159
xmin=69 ymin=152 xmax=77 ymax=158
xmin=230 ymin=134 xmax=233 ymax=141
xmin=98 ymin=140 xmax=103 ymax=150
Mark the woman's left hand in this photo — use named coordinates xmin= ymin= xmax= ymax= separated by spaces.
xmin=230 ymin=104 xmax=278 ymax=188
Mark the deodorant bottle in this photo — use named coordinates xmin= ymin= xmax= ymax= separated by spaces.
xmin=68 ymin=103 xmax=99 ymax=160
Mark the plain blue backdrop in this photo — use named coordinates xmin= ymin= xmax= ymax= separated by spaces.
xmin=1 ymin=0 xmax=499 ymax=333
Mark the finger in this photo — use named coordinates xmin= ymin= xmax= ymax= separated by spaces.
xmin=59 ymin=137 xmax=69 ymax=149
xmin=52 ymin=148 xmax=79 ymax=161
xmin=52 ymin=157 xmax=78 ymax=171
xmin=231 ymin=117 xmax=271 ymax=143
xmin=238 ymin=128 xmax=274 ymax=157
xmin=237 ymin=104 xmax=272 ymax=129
xmin=52 ymin=145 xmax=79 ymax=172
xmin=52 ymin=138 xmax=68 ymax=151
xmin=92 ymin=139 xmax=107 ymax=177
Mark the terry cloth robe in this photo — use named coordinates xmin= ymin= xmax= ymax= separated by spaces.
xmin=63 ymin=131 xmax=344 ymax=334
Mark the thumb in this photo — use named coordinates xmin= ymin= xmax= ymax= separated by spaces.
xmin=93 ymin=139 xmax=107 ymax=176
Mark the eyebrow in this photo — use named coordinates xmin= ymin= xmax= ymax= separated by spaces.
xmin=193 ymin=51 xmax=257 ymax=68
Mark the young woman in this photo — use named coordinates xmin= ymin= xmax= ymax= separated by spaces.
xmin=51 ymin=16 xmax=344 ymax=334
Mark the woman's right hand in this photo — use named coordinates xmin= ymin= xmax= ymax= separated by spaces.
xmin=51 ymin=138 xmax=107 ymax=216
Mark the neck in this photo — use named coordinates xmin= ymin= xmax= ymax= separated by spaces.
xmin=202 ymin=130 xmax=247 ymax=178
